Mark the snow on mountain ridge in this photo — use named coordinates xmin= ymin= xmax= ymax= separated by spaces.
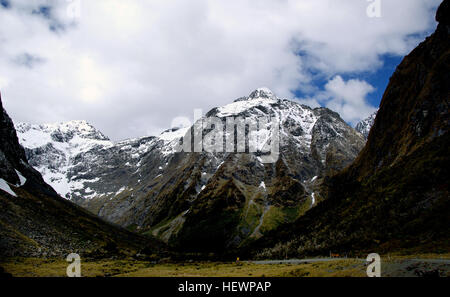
xmin=215 ymin=89 xmax=322 ymax=154
xmin=15 ymin=120 xmax=114 ymax=198
xmin=15 ymin=118 xmax=190 ymax=199
xmin=16 ymin=88 xmax=364 ymax=204
xmin=233 ymin=87 xmax=276 ymax=103
xmin=15 ymin=120 xmax=111 ymax=148
xmin=355 ymin=110 xmax=378 ymax=139
xmin=218 ymin=97 xmax=278 ymax=117
xmin=248 ymin=87 xmax=277 ymax=99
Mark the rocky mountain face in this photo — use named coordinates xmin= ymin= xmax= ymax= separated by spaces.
xmin=0 ymin=93 xmax=163 ymax=258
xmin=17 ymin=88 xmax=366 ymax=252
xmin=251 ymin=0 xmax=449 ymax=258
xmin=355 ymin=110 xmax=378 ymax=139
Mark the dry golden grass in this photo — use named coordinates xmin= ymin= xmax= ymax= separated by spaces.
xmin=122 ymin=260 xmax=368 ymax=277
xmin=2 ymin=258 xmax=368 ymax=277
xmin=2 ymin=258 xmax=150 ymax=277
xmin=2 ymin=254 xmax=448 ymax=277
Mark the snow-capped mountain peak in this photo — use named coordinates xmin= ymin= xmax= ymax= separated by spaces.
xmin=16 ymin=88 xmax=366 ymax=247
xmin=355 ymin=110 xmax=378 ymax=139
xmin=14 ymin=120 xmax=114 ymax=199
xmin=53 ymin=120 xmax=110 ymax=140
xmin=15 ymin=120 xmax=110 ymax=148
xmin=159 ymin=126 xmax=191 ymax=142
xmin=218 ymin=88 xmax=279 ymax=117
xmin=233 ymin=88 xmax=277 ymax=103
xmin=248 ymin=87 xmax=277 ymax=100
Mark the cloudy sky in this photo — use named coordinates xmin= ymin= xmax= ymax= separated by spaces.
xmin=0 ymin=0 xmax=441 ymax=141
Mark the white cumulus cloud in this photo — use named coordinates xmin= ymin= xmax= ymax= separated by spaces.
xmin=298 ymin=76 xmax=377 ymax=126
xmin=0 ymin=0 xmax=441 ymax=140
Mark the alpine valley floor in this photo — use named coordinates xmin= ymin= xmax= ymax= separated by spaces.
xmin=2 ymin=254 xmax=449 ymax=277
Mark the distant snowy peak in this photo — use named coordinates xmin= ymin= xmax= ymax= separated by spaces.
xmin=15 ymin=120 xmax=114 ymax=199
xmin=197 ymin=88 xmax=356 ymax=161
xmin=15 ymin=117 xmax=191 ymax=200
xmin=219 ymin=88 xmax=279 ymax=117
xmin=159 ymin=126 xmax=191 ymax=142
xmin=355 ymin=110 xmax=378 ymax=139
xmin=248 ymin=87 xmax=277 ymax=100
xmin=234 ymin=87 xmax=277 ymax=103
xmin=15 ymin=120 xmax=111 ymax=149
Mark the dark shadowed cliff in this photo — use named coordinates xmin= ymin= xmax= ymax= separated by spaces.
xmin=250 ymin=0 xmax=450 ymax=258
xmin=0 ymin=93 xmax=164 ymax=258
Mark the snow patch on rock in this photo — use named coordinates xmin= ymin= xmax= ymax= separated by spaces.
xmin=0 ymin=179 xmax=17 ymax=197
xmin=14 ymin=169 xmax=27 ymax=186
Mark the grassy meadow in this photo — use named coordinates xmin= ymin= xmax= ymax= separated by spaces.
xmin=2 ymin=254 xmax=449 ymax=277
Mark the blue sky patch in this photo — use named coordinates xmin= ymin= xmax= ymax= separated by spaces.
xmin=293 ymin=54 xmax=403 ymax=109
xmin=32 ymin=6 xmax=52 ymax=19
xmin=0 ymin=0 xmax=10 ymax=9
xmin=340 ymin=55 xmax=403 ymax=108
xmin=13 ymin=53 xmax=46 ymax=69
